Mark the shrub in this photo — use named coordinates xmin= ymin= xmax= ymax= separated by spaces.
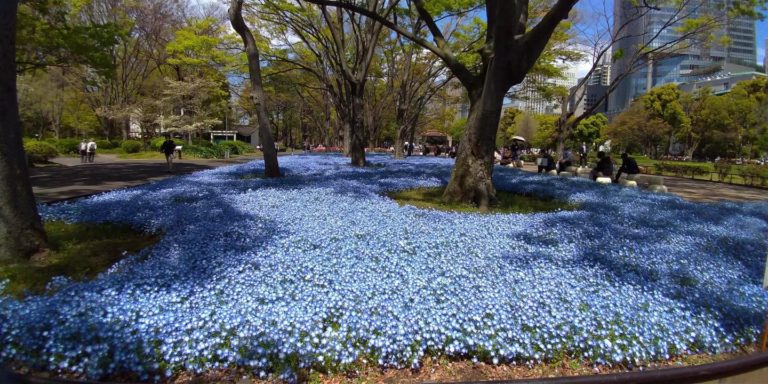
xmin=739 ymin=165 xmax=768 ymax=186
xmin=714 ymin=161 xmax=732 ymax=181
xmin=52 ymin=138 xmax=81 ymax=154
xmin=24 ymin=141 xmax=58 ymax=163
xmin=655 ymin=162 xmax=709 ymax=177
xmin=182 ymin=144 xmax=223 ymax=159
xmin=96 ymin=140 xmax=119 ymax=150
xmin=217 ymin=140 xmax=254 ymax=155
xmin=120 ymin=140 xmax=143 ymax=154
xmin=150 ymin=137 xmax=167 ymax=151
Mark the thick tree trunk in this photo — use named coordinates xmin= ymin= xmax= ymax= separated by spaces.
xmin=0 ymin=0 xmax=48 ymax=262
xmin=229 ymin=0 xmax=280 ymax=177
xmin=348 ymin=94 xmax=367 ymax=166
xmin=443 ymin=82 xmax=505 ymax=210
xmin=394 ymin=127 xmax=404 ymax=159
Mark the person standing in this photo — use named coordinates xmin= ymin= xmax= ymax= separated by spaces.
xmin=86 ymin=138 xmax=97 ymax=163
xmin=160 ymin=136 xmax=176 ymax=172
xmin=78 ymin=139 xmax=87 ymax=164
xmin=579 ymin=142 xmax=588 ymax=166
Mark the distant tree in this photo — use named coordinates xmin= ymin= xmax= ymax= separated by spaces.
xmin=155 ymin=77 xmax=226 ymax=144
xmin=571 ymin=112 xmax=605 ymax=149
xmin=496 ymin=107 xmax=522 ymax=148
xmin=640 ymin=84 xmax=691 ymax=156
xmin=604 ymin=101 xmax=669 ymax=158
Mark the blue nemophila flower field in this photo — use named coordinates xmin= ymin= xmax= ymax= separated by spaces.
xmin=2 ymin=154 xmax=767 ymax=380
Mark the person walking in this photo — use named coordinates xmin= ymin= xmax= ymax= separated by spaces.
xmin=86 ymin=138 xmax=97 ymax=163
xmin=160 ymin=136 xmax=176 ymax=172
xmin=78 ymin=139 xmax=88 ymax=164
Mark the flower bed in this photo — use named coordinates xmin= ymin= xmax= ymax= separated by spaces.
xmin=2 ymin=154 xmax=767 ymax=381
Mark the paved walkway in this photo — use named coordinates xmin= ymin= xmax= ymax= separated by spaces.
xmin=30 ymin=154 xmax=262 ymax=203
xmin=29 ymin=155 xmax=767 ymax=204
xmin=516 ymin=164 xmax=767 ymax=203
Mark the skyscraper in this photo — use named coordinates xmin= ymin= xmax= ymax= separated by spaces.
xmin=764 ymin=38 xmax=767 ymax=73
xmin=609 ymin=1 xmax=757 ymax=115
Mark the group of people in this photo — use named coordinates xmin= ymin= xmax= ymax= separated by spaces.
xmin=534 ymin=143 xmax=640 ymax=183
xmin=589 ymin=151 xmax=640 ymax=182
xmin=411 ymin=143 xmax=457 ymax=158
xmin=78 ymin=139 xmax=97 ymax=163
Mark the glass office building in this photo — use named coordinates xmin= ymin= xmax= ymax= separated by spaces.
xmin=609 ymin=1 xmax=756 ymax=115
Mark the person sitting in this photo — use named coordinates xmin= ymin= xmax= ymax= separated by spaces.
xmin=537 ymin=149 xmax=556 ymax=173
xmin=590 ymin=151 xmax=613 ymax=180
xmin=614 ymin=152 xmax=640 ymax=182
xmin=500 ymin=147 xmax=513 ymax=166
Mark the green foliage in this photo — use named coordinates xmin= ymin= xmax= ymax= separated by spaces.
xmin=655 ymin=162 xmax=710 ymax=177
xmin=496 ymin=108 xmax=523 ymax=147
xmin=641 ymin=84 xmax=690 ymax=134
xmin=714 ymin=161 xmax=733 ymax=180
xmin=24 ymin=140 xmax=59 ymax=163
xmin=165 ymin=17 xmax=239 ymax=75
xmin=184 ymin=145 xmax=224 ymax=159
xmin=217 ymin=140 xmax=254 ymax=155
xmin=0 ymin=221 xmax=157 ymax=298
xmin=150 ymin=137 xmax=168 ymax=150
xmin=96 ymin=139 xmax=117 ymax=149
xmin=531 ymin=114 xmax=559 ymax=150
xmin=15 ymin=0 xmax=122 ymax=75
xmin=447 ymin=118 xmax=467 ymax=142
xmin=572 ymin=114 xmax=606 ymax=147
xmin=120 ymin=140 xmax=143 ymax=154
xmin=51 ymin=138 xmax=80 ymax=154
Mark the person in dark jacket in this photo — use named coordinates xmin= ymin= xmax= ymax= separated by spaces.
xmin=590 ymin=151 xmax=613 ymax=180
xmin=537 ymin=149 xmax=556 ymax=173
xmin=615 ymin=152 xmax=640 ymax=182
xmin=159 ymin=136 xmax=176 ymax=172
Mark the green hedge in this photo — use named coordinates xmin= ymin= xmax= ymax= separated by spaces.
xmin=184 ymin=145 xmax=223 ymax=159
xmin=52 ymin=138 xmax=81 ymax=154
xmin=655 ymin=162 xmax=710 ymax=177
xmin=120 ymin=140 xmax=143 ymax=154
xmin=217 ymin=140 xmax=254 ymax=155
xmin=96 ymin=140 xmax=119 ymax=150
xmin=24 ymin=141 xmax=59 ymax=163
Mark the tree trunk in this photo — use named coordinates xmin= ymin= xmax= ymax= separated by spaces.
xmin=442 ymin=83 xmax=505 ymax=210
xmin=348 ymin=93 xmax=367 ymax=166
xmin=229 ymin=0 xmax=280 ymax=177
xmin=394 ymin=127 xmax=404 ymax=159
xmin=122 ymin=117 xmax=129 ymax=141
xmin=0 ymin=0 xmax=48 ymax=262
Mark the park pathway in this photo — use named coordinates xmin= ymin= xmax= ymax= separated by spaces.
xmin=27 ymin=154 xmax=767 ymax=204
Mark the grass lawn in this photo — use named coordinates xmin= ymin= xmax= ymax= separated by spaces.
xmin=0 ymin=221 xmax=158 ymax=298
xmin=388 ymin=187 xmax=577 ymax=214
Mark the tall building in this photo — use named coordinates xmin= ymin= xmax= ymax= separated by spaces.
xmin=569 ymin=59 xmax=611 ymax=117
xmin=764 ymin=38 xmax=767 ymax=73
xmin=609 ymin=1 xmax=757 ymax=115
xmin=511 ymin=71 xmax=577 ymax=115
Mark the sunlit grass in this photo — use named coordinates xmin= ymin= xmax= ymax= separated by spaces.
xmin=0 ymin=221 xmax=158 ymax=298
xmin=388 ymin=187 xmax=577 ymax=214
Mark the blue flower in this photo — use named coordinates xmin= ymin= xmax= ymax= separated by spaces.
xmin=0 ymin=154 xmax=765 ymax=379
